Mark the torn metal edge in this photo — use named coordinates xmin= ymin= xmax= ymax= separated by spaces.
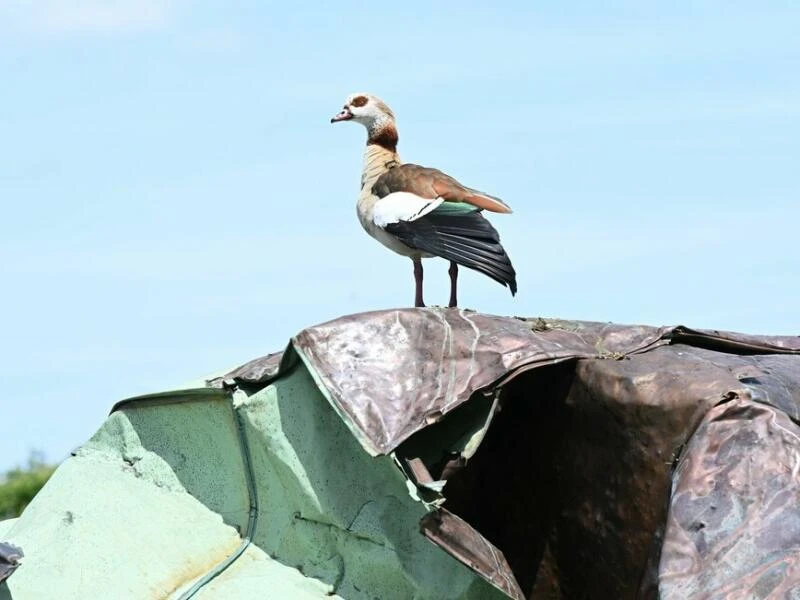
xmin=420 ymin=508 xmax=525 ymax=600
xmin=0 ymin=541 xmax=23 ymax=584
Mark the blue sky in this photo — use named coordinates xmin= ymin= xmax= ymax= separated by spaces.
xmin=1 ymin=1 xmax=798 ymax=472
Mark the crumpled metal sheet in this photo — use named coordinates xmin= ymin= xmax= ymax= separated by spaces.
xmin=420 ymin=508 xmax=525 ymax=600
xmin=669 ymin=325 xmax=800 ymax=354
xmin=543 ymin=350 xmax=747 ymax=598
xmin=665 ymin=348 xmax=800 ymax=422
xmin=433 ymin=342 xmax=800 ymax=599
xmin=0 ymin=541 xmax=23 ymax=583
xmin=198 ymin=309 xmax=800 ymax=598
xmin=216 ymin=310 xmax=799 ymax=458
xmin=206 ymin=350 xmax=284 ymax=388
xmin=658 ymin=398 xmax=800 ymax=599
xmin=291 ymin=310 xmax=674 ymax=455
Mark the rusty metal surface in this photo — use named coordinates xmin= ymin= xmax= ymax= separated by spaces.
xmin=0 ymin=541 xmax=23 ymax=583
xmin=420 ymin=508 xmax=526 ymax=600
xmin=658 ymin=398 xmax=800 ymax=599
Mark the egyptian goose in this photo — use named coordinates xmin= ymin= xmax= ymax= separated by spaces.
xmin=331 ymin=93 xmax=517 ymax=308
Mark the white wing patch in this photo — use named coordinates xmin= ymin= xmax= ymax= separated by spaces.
xmin=372 ymin=192 xmax=444 ymax=229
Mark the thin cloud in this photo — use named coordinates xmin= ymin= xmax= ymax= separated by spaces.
xmin=0 ymin=0 xmax=177 ymax=35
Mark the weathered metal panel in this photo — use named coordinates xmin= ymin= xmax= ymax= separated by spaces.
xmin=206 ymin=351 xmax=285 ymax=389
xmin=239 ymin=364 xmax=506 ymax=600
xmin=5 ymin=309 xmax=800 ymax=599
xmin=420 ymin=508 xmax=525 ymax=600
xmin=436 ymin=343 xmax=800 ymax=598
xmin=658 ymin=398 xmax=800 ymax=599
xmin=216 ymin=311 xmax=799 ymax=459
xmin=291 ymin=310 xmax=674 ymax=456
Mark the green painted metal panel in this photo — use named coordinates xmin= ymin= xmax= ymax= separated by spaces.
xmin=240 ymin=363 xmax=499 ymax=599
xmin=0 ymin=365 xmax=505 ymax=599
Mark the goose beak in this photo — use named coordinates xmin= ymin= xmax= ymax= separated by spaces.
xmin=330 ymin=107 xmax=353 ymax=123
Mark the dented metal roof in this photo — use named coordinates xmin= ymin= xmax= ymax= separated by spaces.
xmin=213 ymin=310 xmax=800 ymax=453
xmin=4 ymin=309 xmax=800 ymax=599
xmin=210 ymin=309 xmax=800 ymax=598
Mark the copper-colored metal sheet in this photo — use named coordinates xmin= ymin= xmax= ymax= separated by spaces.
xmin=420 ymin=508 xmax=526 ymax=600
xmin=207 ymin=350 xmax=284 ymax=388
xmin=669 ymin=325 xmax=800 ymax=354
xmin=291 ymin=310 xmax=675 ymax=455
xmin=439 ymin=344 xmax=800 ymax=598
xmin=405 ymin=457 xmax=434 ymax=485
xmin=203 ymin=309 xmax=800 ymax=598
xmin=257 ymin=311 xmax=797 ymax=457
xmin=658 ymin=398 xmax=800 ymax=599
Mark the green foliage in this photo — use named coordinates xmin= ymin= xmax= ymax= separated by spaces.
xmin=0 ymin=454 xmax=57 ymax=519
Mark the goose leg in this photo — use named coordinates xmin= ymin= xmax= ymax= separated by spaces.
xmin=448 ymin=261 xmax=458 ymax=308
xmin=413 ymin=257 xmax=425 ymax=308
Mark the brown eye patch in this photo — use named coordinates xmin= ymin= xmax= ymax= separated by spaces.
xmin=351 ymin=95 xmax=368 ymax=107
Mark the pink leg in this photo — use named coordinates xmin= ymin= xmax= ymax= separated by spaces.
xmin=413 ymin=258 xmax=425 ymax=308
xmin=448 ymin=262 xmax=458 ymax=308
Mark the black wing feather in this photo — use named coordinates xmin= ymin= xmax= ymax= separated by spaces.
xmin=385 ymin=212 xmax=517 ymax=295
